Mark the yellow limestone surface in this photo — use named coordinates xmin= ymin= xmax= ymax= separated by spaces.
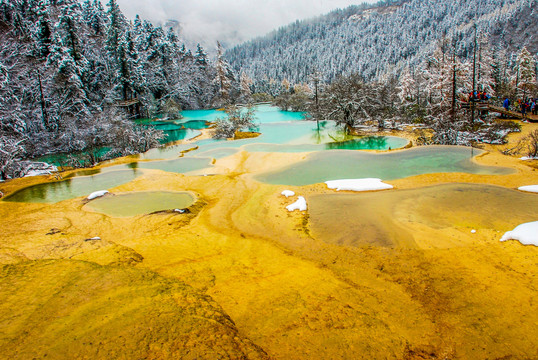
xmin=0 ymin=123 xmax=537 ymax=359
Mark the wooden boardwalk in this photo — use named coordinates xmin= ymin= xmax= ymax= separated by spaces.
xmin=488 ymin=105 xmax=538 ymax=122
xmin=461 ymin=101 xmax=538 ymax=122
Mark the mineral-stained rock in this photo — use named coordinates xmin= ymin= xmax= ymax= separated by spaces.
xmin=0 ymin=259 xmax=269 ymax=359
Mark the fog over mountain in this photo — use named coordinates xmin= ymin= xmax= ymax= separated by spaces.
xmin=106 ymin=0 xmax=378 ymax=49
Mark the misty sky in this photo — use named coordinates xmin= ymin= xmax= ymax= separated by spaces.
xmin=110 ymin=0 xmax=377 ymax=49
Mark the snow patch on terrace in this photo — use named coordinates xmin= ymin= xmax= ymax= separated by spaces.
xmin=500 ymin=221 xmax=538 ymax=246
xmin=25 ymin=169 xmax=54 ymax=177
xmin=87 ymin=190 xmax=109 ymax=200
xmin=23 ymin=162 xmax=58 ymax=177
xmin=325 ymin=178 xmax=393 ymax=192
xmin=518 ymin=185 xmax=538 ymax=193
xmin=281 ymin=190 xmax=295 ymax=197
xmin=286 ymin=196 xmax=307 ymax=211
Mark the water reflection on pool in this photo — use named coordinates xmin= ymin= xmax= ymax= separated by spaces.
xmin=180 ymin=104 xmax=305 ymax=124
xmin=18 ymin=106 xmax=517 ymax=204
xmin=4 ymin=170 xmax=143 ymax=203
xmin=181 ymin=121 xmax=408 ymax=157
xmin=309 ymin=183 xmax=538 ymax=248
xmin=255 ymin=146 xmax=513 ymax=185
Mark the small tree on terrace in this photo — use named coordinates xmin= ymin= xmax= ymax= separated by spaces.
xmin=212 ymin=105 xmax=257 ymax=139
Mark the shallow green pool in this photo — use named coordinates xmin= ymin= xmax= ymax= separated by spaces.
xmin=83 ymin=191 xmax=195 ymax=217
xmin=4 ymin=170 xmax=142 ymax=203
xmin=309 ymin=183 xmax=538 ymax=248
xmin=140 ymin=144 xmax=199 ymax=160
xmin=255 ymin=146 xmax=514 ymax=185
xmin=103 ymin=157 xmax=213 ymax=174
xmin=4 ymin=156 xmax=212 ymax=203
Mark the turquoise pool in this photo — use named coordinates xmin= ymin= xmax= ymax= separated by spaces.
xmin=255 ymin=146 xmax=513 ymax=185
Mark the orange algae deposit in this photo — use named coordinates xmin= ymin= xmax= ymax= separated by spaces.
xmin=0 ymin=122 xmax=537 ymax=360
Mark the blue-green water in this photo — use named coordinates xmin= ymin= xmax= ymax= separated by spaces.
xmin=179 ymin=104 xmax=305 ymax=124
xmin=147 ymin=105 xmax=279 ymax=124
xmin=36 ymin=148 xmax=112 ymax=168
xmin=160 ymin=129 xmax=201 ymax=144
xmin=16 ymin=106 xmax=513 ymax=204
xmin=33 ymin=129 xmax=201 ymax=166
xmin=4 ymin=170 xmax=143 ymax=203
xmin=179 ymin=109 xmax=226 ymax=122
xmin=182 ymin=121 xmax=408 ymax=157
xmin=149 ymin=120 xmax=208 ymax=132
xmin=36 ymin=106 xmax=409 ymax=165
xmin=180 ymin=120 xmax=211 ymax=130
xmin=255 ymin=146 xmax=514 ymax=185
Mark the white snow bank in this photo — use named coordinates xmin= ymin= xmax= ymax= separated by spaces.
xmin=500 ymin=221 xmax=538 ymax=246
xmin=87 ymin=190 xmax=109 ymax=200
xmin=518 ymin=185 xmax=538 ymax=193
xmin=23 ymin=162 xmax=58 ymax=177
xmin=25 ymin=169 xmax=54 ymax=177
xmin=281 ymin=190 xmax=295 ymax=197
xmin=520 ymin=156 xmax=538 ymax=161
xmin=286 ymin=196 xmax=307 ymax=211
xmin=325 ymin=178 xmax=393 ymax=192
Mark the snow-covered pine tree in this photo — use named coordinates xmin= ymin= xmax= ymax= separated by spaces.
xmin=476 ymin=33 xmax=495 ymax=95
xmin=194 ymin=44 xmax=208 ymax=69
xmin=226 ymin=0 xmax=536 ymax=88
xmin=87 ymin=0 xmax=106 ymax=36
xmin=514 ymin=47 xmax=536 ymax=99
xmin=239 ymin=71 xmax=252 ymax=103
xmin=214 ymin=41 xmax=233 ymax=106
xmin=34 ymin=0 xmax=52 ymax=58
xmin=490 ymin=45 xmax=513 ymax=98
xmin=105 ymin=0 xmax=130 ymax=101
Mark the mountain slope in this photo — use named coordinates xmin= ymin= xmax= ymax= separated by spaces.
xmin=226 ymin=0 xmax=538 ymax=85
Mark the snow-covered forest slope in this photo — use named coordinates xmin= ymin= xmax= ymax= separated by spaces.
xmin=226 ymin=0 xmax=538 ymax=86
xmin=0 ymin=0 xmax=234 ymax=179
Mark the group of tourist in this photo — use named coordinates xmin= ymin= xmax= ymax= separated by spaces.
xmin=468 ymin=91 xmax=491 ymax=101
xmin=518 ymin=98 xmax=537 ymax=116
xmin=503 ymin=97 xmax=537 ymax=117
